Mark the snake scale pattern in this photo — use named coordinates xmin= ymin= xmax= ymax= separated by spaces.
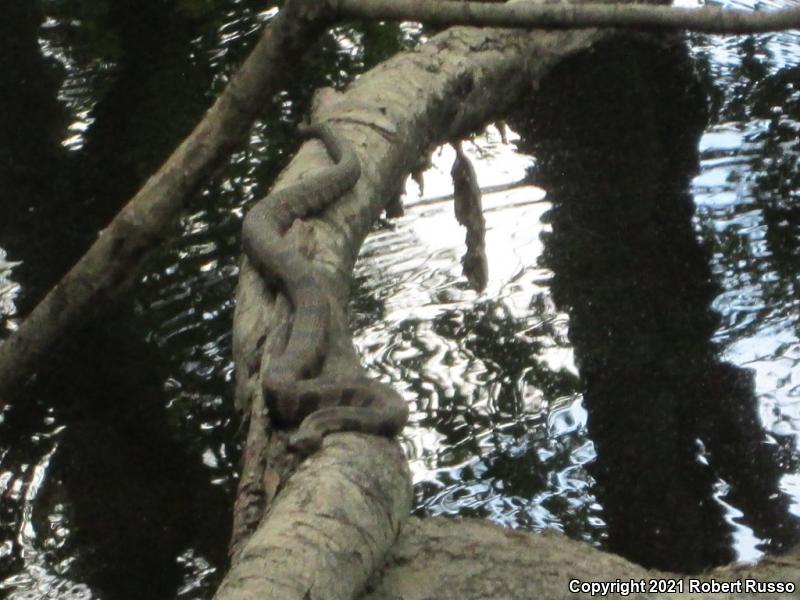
xmin=242 ymin=122 xmax=408 ymax=455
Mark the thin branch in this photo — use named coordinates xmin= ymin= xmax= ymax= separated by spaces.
xmin=336 ymin=0 xmax=800 ymax=34
xmin=410 ymin=177 xmax=531 ymax=208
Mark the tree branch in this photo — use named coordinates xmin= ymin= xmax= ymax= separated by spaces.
xmin=0 ymin=0 xmax=336 ymax=402
xmin=362 ymin=518 xmax=800 ymax=599
xmin=336 ymin=0 xmax=800 ymax=34
xmin=226 ymin=8 xmax=800 ymax=598
xmin=216 ymin=435 xmax=411 ymax=600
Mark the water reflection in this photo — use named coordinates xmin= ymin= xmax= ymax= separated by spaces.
xmin=517 ymin=35 xmax=800 ymax=572
xmin=2 ymin=0 xmax=800 ymax=596
xmin=0 ymin=315 xmax=230 ymax=600
xmin=0 ymin=1 xmax=258 ymax=597
xmin=691 ymin=28 xmax=800 ymax=553
xmin=0 ymin=251 xmax=21 ymax=330
xmin=694 ymin=20 xmax=800 ymax=438
xmin=353 ymin=133 xmax=603 ymax=541
xmin=0 ymin=2 xmax=69 ymax=313
xmin=354 ymin=30 xmax=800 ymax=575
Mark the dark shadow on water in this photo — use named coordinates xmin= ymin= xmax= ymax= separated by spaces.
xmin=0 ymin=317 xmax=236 ymax=586
xmin=36 ymin=314 xmax=231 ymax=600
xmin=0 ymin=0 xmax=214 ymax=312
xmin=0 ymin=2 xmax=70 ymax=309
xmin=514 ymin=35 xmax=800 ymax=572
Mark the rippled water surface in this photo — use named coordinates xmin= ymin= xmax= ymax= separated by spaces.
xmin=2 ymin=0 xmax=800 ymax=596
xmin=353 ymin=138 xmax=595 ymax=536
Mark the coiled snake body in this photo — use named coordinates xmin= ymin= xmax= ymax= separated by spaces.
xmin=242 ymin=123 xmax=408 ymax=455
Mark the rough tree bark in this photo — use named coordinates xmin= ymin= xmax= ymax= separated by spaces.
xmin=216 ymin=435 xmax=411 ymax=600
xmin=362 ymin=518 xmax=800 ymax=599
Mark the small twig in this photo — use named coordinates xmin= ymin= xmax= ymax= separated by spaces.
xmin=409 ymin=177 xmax=532 ymax=208
xmin=336 ymin=0 xmax=800 ymax=34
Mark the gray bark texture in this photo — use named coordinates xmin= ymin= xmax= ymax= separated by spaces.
xmin=362 ymin=518 xmax=800 ymax=599
xmin=216 ymin=434 xmax=411 ymax=600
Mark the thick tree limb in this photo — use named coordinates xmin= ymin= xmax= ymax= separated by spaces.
xmin=362 ymin=518 xmax=800 ymax=599
xmin=0 ymin=0 xmax=336 ymax=401
xmin=336 ymin=0 xmax=800 ymax=34
xmin=216 ymin=435 xmax=411 ymax=600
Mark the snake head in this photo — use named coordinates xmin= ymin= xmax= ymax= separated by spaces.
xmin=288 ymin=431 xmax=322 ymax=456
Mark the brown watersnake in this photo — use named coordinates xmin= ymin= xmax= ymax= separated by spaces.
xmin=242 ymin=122 xmax=409 ymax=455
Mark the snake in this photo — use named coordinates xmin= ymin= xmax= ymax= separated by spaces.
xmin=241 ymin=122 xmax=409 ymax=455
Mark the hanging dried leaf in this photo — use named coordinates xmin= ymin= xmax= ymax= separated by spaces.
xmin=451 ymin=141 xmax=488 ymax=292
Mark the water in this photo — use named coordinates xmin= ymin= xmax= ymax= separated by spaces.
xmin=2 ymin=0 xmax=800 ymax=596
xmin=354 ymin=138 xmax=594 ymax=538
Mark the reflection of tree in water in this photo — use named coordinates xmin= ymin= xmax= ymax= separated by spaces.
xmin=690 ymin=36 xmax=799 ymax=471
xmin=516 ymin=36 xmax=800 ymax=572
xmin=0 ymin=2 xmax=69 ymax=309
xmin=459 ymin=297 xmax=579 ymax=414
xmin=744 ymin=64 xmax=800 ymax=314
xmin=38 ymin=316 xmax=231 ymax=600
xmin=399 ymin=298 xmax=598 ymax=539
xmin=407 ymin=297 xmax=580 ymax=427
xmin=694 ymin=35 xmax=800 ymax=326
